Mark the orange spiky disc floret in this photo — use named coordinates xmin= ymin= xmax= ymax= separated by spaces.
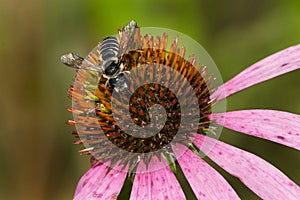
xmin=67 ymin=29 xmax=214 ymax=167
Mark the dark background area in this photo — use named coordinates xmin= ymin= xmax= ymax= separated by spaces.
xmin=0 ymin=0 xmax=299 ymax=199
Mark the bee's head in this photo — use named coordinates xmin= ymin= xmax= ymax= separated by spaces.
xmin=104 ymin=60 xmax=120 ymax=76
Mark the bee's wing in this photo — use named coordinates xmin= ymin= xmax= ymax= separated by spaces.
xmin=61 ymin=53 xmax=84 ymax=68
xmin=61 ymin=48 xmax=104 ymax=73
xmin=117 ymin=20 xmax=139 ymax=57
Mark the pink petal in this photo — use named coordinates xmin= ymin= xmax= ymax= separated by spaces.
xmin=212 ymin=110 xmax=300 ymax=150
xmin=74 ymin=163 xmax=127 ymax=200
xmin=212 ymin=44 xmax=300 ymax=102
xmin=74 ymin=163 xmax=106 ymax=197
xmin=194 ymin=134 xmax=300 ymax=199
xmin=174 ymin=144 xmax=240 ymax=199
xmin=130 ymin=158 xmax=185 ymax=200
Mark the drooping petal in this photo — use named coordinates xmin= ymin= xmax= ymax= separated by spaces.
xmin=74 ymin=162 xmax=127 ymax=200
xmin=194 ymin=134 xmax=300 ymax=200
xmin=130 ymin=158 xmax=185 ymax=200
xmin=212 ymin=44 xmax=300 ymax=102
xmin=74 ymin=163 xmax=106 ymax=197
xmin=173 ymin=144 xmax=240 ymax=199
xmin=212 ymin=110 xmax=300 ymax=151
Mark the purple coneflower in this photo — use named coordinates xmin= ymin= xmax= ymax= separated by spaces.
xmin=63 ymin=21 xmax=300 ymax=199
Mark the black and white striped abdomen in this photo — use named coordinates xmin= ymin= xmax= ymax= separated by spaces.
xmin=100 ymin=36 xmax=119 ymax=62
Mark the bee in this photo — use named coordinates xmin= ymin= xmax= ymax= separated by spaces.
xmin=61 ymin=20 xmax=137 ymax=90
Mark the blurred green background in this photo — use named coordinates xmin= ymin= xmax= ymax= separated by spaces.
xmin=0 ymin=0 xmax=300 ymax=199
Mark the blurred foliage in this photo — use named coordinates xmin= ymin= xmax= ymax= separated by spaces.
xmin=0 ymin=0 xmax=299 ymax=199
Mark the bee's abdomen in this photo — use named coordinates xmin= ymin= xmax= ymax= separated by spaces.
xmin=100 ymin=36 xmax=119 ymax=61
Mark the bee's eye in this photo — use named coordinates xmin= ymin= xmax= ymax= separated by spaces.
xmin=108 ymin=77 xmax=118 ymax=87
xmin=105 ymin=61 xmax=119 ymax=76
xmin=116 ymin=73 xmax=125 ymax=81
xmin=108 ymin=73 xmax=126 ymax=88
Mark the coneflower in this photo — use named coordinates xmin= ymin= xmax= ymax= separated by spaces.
xmin=62 ymin=21 xmax=300 ymax=199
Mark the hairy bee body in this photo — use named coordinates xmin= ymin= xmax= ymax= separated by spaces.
xmin=61 ymin=20 xmax=137 ymax=89
xmin=100 ymin=36 xmax=119 ymax=67
xmin=99 ymin=36 xmax=125 ymax=87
